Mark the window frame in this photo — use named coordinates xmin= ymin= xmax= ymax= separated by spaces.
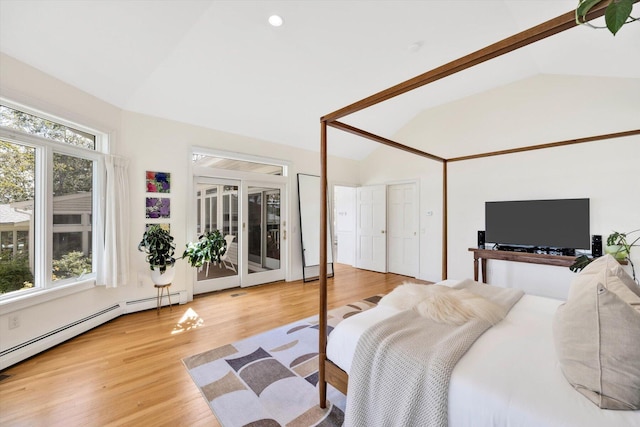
xmin=0 ymin=99 xmax=108 ymax=307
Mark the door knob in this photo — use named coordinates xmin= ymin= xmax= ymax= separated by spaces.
xmin=381 ymin=230 xmax=385 ymax=234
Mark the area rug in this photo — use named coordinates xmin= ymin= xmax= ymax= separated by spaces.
xmin=183 ymin=295 xmax=382 ymax=427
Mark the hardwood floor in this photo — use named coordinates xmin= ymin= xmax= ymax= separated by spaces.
xmin=0 ymin=265 xmax=429 ymax=426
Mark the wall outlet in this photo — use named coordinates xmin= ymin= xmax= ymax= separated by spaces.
xmin=8 ymin=314 xmax=20 ymax=330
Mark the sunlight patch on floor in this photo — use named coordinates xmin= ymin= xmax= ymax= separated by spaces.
xmin=172 ymin=307 xmax=204 ymax=334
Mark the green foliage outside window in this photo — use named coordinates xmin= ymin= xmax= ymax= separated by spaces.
xmin=0 ymin=254 xmax=33 ymax=294
xmin=0 ymin=140 xmax=35 ymax=204
xmin=0 ymin=250 xmax=92 ymax=294
xmin=52 ymin=251 xmax=92 ymax=281
xmin=0 ymin=105 xmax=95 ymax=149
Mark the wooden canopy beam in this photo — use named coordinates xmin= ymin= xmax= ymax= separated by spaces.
xmin=447 ymin=129 xmax=640 ymax=162
xmin=328 ymin=121 xmax=445 ymax=163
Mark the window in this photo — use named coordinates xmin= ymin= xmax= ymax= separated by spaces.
xmin=0 ymin=103 xmax=105 ymax=297
xmin=192 ymin=154 xmax=284 ymax=175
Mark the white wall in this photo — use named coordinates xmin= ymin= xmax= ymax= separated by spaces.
xmin=359 ymin=74 xmax=640 ymax=298
xmin=0 ymin=53 xmax=360 ymax=368
xmin=447 ymin=137 xmax=640 ymax=299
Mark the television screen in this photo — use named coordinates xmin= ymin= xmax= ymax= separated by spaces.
xmin=485 ymin=198 xmax=590 ymax=249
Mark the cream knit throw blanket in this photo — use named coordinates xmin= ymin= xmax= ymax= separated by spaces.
xmin=344 ymin=280 xmax=524 ymax=427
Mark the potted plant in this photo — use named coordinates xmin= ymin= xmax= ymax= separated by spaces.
xmin=570 ymin=229 xmax=639 ymax=282
xmin=604 ymin=229 xmax=639 ymax=280
xmin=182 ymin=229 xmax=228 ymax=276
xmin=137 ymin=224 xmax=176 ymax=285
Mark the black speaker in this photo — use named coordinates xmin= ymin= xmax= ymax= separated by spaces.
xmin=592 ymin=235 xmax=602 ymax=258
xmin=478 ymin=230 xmax=485 ymax=249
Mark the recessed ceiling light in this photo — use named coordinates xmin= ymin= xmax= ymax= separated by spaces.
xmin=268 ymin=15 xmax=284 ymax=27
xmin=408 ymin=41 xmax=424 ymax=53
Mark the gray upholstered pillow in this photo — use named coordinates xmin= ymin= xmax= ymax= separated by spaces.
xmin=553 ymin=257 xmax=640 ymax=409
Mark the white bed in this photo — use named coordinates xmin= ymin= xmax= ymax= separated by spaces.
xmin=327 ymin=281 xmax=640 ymax=427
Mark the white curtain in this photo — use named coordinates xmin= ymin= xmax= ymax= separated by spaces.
xmin=98 ymin=155 xmax=130 ymax=287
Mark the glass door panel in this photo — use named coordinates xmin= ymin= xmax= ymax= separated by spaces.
xmin=265 ymin=190 xmax=281 ymax=270
xmin=247 ymin=190 xmax=263 ymax=269
xmin=193 ymin=178 xmax=239 ymax=293
xmin=242 ymin=184 xmax=284 ymax=287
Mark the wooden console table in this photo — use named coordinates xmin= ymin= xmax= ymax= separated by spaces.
xmin=468 ymin=248 xmax=577 ymax=283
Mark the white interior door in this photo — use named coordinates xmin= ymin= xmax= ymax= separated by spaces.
xmin=356 ymin=185 xmax=387 ymax=272
xmin=388 ymin=182 xmax=418 ymax=277
xmin=334 ymin=185 xmax=356 ymax=266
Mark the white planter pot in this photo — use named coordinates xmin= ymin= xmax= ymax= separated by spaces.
xmin=150 ymin=265 xmax=176 ymax=285
xmin=605 ymin=245 xmax=628 ymax=261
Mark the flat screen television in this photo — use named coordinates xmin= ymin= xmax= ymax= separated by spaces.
xmin=485 ymin=198 xmax=590 ymax=249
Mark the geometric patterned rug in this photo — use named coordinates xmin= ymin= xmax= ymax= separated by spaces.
xmin=183 ymin=295 xmax=381 ymax=427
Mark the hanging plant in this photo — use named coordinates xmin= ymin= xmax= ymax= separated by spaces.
xmin=576 ymin=0 xmax=638 ymax=35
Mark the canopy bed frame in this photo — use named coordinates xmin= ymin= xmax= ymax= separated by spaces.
xmin=317 ymin=1 xmax=640 ymax=408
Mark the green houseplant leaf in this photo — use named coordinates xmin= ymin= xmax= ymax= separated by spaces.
xmin=605 ymin=0 xmax=634 ymax=35
xmin=576 ymin=0 xmax=604 ymax=23
xmin=569 ymin=254 xmax=593 ymax=272
xmin=606 ymin=229 xmax=640 ymax=256
xmin=576 ymin=0 xmax=636 ymax=35
xmin=182 ymin=230 xmax=227 ymax=268
xmin=137 ymin=224 xmax=176 ymax=274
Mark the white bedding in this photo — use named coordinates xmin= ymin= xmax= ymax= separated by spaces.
xmin=327 ymin=283 xmax=640 ymax=427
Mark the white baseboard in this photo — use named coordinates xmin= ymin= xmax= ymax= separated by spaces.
xmin=0 ymin=290 xmax=188 ymax=370
xmin=0 ymin=303 xmax=124 ymax=370
xmin=124 ymin=290 xmax=187 ymax=314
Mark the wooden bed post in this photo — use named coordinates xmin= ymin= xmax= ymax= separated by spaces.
xmin=442 ymin=160 xmax=448 ymax=281
xmin=319 ymin=119 xmax=328 ymax=408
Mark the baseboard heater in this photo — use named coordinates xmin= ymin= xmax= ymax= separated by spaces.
xmin=0 ymin=304 xmax=122 ymax=370
xmin=125 ymin=291 xmax=181 ymax=311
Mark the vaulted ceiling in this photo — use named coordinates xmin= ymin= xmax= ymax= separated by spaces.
xmin=1 ymin=1 xmax=638 ymax=160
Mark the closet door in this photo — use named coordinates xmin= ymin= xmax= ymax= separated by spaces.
xmin=388 ymin=182 xmax=418 ymax=277
xmin=356 ymin=185 xmax=387 ymax=273
xmin=334 ymin=185 xmax=356 ymax=266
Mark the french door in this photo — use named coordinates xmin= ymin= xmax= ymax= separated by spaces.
xmin=193 ymin=177 xmax=286 ymax=293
